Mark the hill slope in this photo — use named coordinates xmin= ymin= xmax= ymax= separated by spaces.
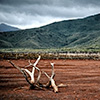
xmin=0 ymin=14 xmax=100 ymax=50
xmin=0 ymin=23 xmax=19 ymax=32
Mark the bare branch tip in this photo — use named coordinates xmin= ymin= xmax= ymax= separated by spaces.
xmin=7 ymin=60 xmax=10 ymax=62
xmin=51 ymin=63 xmax=54 ymax=66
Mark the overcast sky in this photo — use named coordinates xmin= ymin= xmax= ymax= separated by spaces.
xmin=0 ymin=0 xmax=100 ymax=29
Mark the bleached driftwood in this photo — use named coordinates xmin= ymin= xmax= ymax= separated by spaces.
xmin=9 ymin=56 xmax=66 ymax=93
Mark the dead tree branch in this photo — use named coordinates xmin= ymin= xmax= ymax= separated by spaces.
xmin=9 ymin=56 xmax=65 ymax=93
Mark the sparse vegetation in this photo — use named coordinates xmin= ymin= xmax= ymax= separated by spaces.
xmin=0 ymin=49 xmax=100 ymax=60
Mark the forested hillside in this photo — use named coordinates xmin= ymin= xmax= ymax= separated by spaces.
xmin=0 ymin=13 xmax=100 ymax=51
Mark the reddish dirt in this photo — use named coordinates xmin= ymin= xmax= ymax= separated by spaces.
xmin=0 ymin=59 xmax=100 ymax=100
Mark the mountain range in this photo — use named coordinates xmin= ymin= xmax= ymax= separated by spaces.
xmin=0 ymin=13 xmax=100 ymax=51
xmin=0 ymin=23 xmax=19 ymax=32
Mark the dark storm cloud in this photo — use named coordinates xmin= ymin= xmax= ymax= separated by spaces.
xmin=1 ymin=0 xmax=100 ymax=7
xmin=0 ymin=0 xmax=100 ymax=29
xmin=0 ymin=0 xmax=52 ymax=6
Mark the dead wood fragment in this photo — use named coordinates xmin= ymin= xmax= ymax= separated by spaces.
xmin=9 ymin=56 xmax=66 ymax=93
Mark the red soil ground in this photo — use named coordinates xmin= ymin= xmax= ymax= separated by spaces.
xmin=0 ymin=59 xmax=100 ymax=100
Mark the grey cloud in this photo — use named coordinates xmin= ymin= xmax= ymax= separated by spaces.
xmin=0 ymin=0 xmax=100 ymax=29
xmin=1 ymin=0 xmax=100 ymax=7
xmin=0 ymin=0 xmax=52 ymax=6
